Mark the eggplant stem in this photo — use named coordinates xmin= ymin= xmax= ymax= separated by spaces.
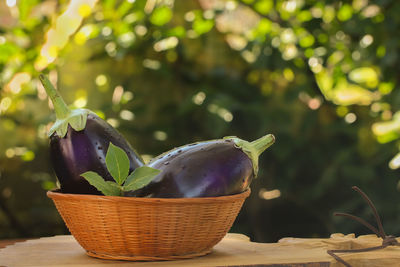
xmin=228 ymin=134 xmax=275 ymax=178
xmin=250 ymin=134 xmax=275 ymax=158
xmin=39 ymin=74 xmax=70 ymax=119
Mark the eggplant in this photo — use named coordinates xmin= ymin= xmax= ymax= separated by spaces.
xmin=126 ymin=134 xmax=274 ymax=198
xmin=39 ymin=74 xmax=144 ymax=195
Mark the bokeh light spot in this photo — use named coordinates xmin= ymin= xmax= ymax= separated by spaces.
xmin=154 ymin=131 xmax=167 ymax=141
xmin=95 ymin=74 xmax=107 ymax=86
xmin=345 ymin=113 xmax=357 ymax=124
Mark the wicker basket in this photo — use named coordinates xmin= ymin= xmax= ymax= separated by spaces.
xmin=47 ymin=189 xmax=250 ymax=261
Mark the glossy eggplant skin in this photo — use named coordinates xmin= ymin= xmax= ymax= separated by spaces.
xmin=50 ymin=113 xmax=144 ymax=195
xmin=126 ymin=139 xmax=253 ymax=198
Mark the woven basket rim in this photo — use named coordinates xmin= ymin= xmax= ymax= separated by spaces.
xmin=47 ymin=189 xmax=250 ymax=203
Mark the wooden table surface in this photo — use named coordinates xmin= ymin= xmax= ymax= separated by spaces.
xmin=1 ymin=233 xmax=400 ymax=266
xmin=0 ymin=238 xmax=28 ymax=249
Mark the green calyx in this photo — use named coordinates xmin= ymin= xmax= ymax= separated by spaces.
xmin=39 ymin=74 xmax=92 ymax=138
xmin=224 ymin=134 xmax=275 ymax=177
xmin=48 ymin=108 xmax=92 ymax=138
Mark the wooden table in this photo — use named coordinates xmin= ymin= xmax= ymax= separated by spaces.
xmin=1 ymin=233 xmax=399 ymax=266
xmin=0 ymin=238 xmax=27 ymax=249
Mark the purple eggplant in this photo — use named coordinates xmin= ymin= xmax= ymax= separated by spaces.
xmin=40 ymin=74 xmax=144 ymax=195
xmin=126 ymin=134 xmax=274 ymax=198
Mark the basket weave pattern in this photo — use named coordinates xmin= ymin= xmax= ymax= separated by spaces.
xmin=47 ymin=190 xmax=250 ymax=261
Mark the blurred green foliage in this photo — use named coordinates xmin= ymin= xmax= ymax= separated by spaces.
xmin=1 ymin=0 xmax=400 ymax=242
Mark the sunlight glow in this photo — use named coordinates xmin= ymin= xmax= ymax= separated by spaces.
xmin=389 ymin=153 xmax=400 ymax=169
xmin=73 ymin=97 xmax=87 ymax=108
xmin=5 ymin=147 xmax=28 ymax=158
xmin=283 ymin=0 xmax=297 ymax=12
xmin=280 ymin=28 xmax=296 ymax=44
xmin=118 ymin=32 xmax=135 ymax=47
xmin=35 ymin=0 xmax=98 ymax=71
xmin=207 ymin=104 xmax=233 ymax=122
xmin=184 ymin=11 xmax=195 ymax=22
xmin=122 ymin=91 xmax=134 ymax=102
xmin=259 ymin=188 xmax=281 ymax=200
xmin=143 ymin=59 xmax=161 ymax=70
xmin=218 ymin=108 xmax=233 ymax=122
xmin=225 ymin=1 xmax=237 ymax=11
xmin=112 ymin=86 xmax=124 ymax=104
xmin=153 ymin=37 xmax=179 ymax=52
xmin=360 ymin=34 xmax=373 ymax=48
xmin=6 ymin=0 xmax=16 ymax=7
xmin=315 ymin=69 xmax=375 ymax=106
xmin=203 ymin=10 xmax=215 ymax=20
xmin=372 ymin=113 xmax=400 ymax=141
xmin=344 ymin=113 xmax=357 ymax=124
xmin=120 ymin=110 xmax=135 ymax=121
xmin=95 ymin=74 xmax=107 ymax=86
xmin=154 ymin=131 xmax=167 ymax=141
xmin=102 ymin=27 xmax=112 ymax=36
xmin=0 ymin=97 xmax=12 ymax=113
xmin=362 ymin=5 xmax=380 ymax=18
xmin=348 ymin=67 xmax=378 ymax=88
xmin=241 ymin=50 xmax=256 ymax=63
xmin=74 ymin=24 xmax=95 ymax=45
xmin=225 ymin=34 xmax=247 ymax=51
xmin=105 ymin=42 xmax=117 ymax=56
xmin=282 ymin=44 xmax=298 ymax=60
xmin=192 ymin=91 xmax=206 ymax=105
xmin=5 ymin=72 xmax=31 ymax=94
xmin=308 ymin=98 xmax=321 ymax=110
xmin=283 ymin=68 xmax=294 ymax=81
xmin=135 ymin=25 xmax=148 ymax=36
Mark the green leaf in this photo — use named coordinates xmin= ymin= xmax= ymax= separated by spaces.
xmin=193 ymin=19 xmax=214 ymax=35
xmin=254 ymin=0 xmax=273 ymax=15
xmin=123 ymin=166 xmax=161 ymax=192
xmin=150 ymin=6 xmax=173 ymax=26
xmin=106 ymin=143 xmax=130 ymax=185
xmin=348 ymin=67 xmax=378 ymax=88
xmin=106 ymin=181 xmax=123 ymax=196
xmin=337 ymin=4 xmax=353 ymax=21
xmin=81 ymin=171 xmax=121 ymax=196
xmin=18 ymin=0 xmax=40 ymax=22
xmin=297 ymin=10 xmax=313 ymax=22
xmin=0 ymin=43 xmax=20 ymax=63
xmin=299 ymin=34 xmax=315 ymax=48
xmin=167 ymin=26 xmax=186 ymax=38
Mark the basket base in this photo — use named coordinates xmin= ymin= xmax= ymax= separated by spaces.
xmin=86 ymin=249 xmax=213 ymax=261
